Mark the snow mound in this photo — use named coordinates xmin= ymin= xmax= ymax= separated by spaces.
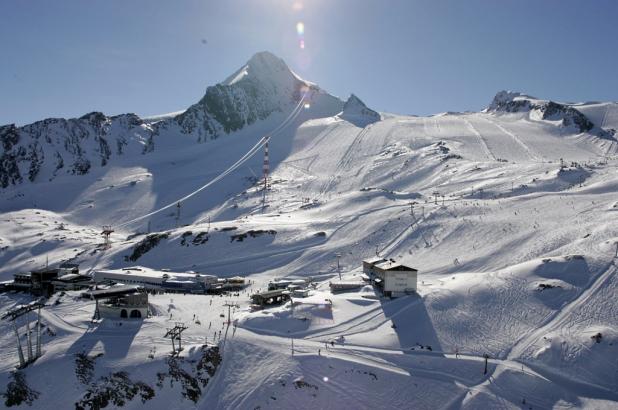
xmin=338 ymin=94 xmax=381 ymax=127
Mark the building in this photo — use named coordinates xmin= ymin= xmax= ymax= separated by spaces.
xmin=85 ymin=285 xmax=148 ymax=319
xmin=30 ymin=269 xmax=60 ymax=296
xmin=51 ymin=274 xmax=92 ymax=291
xmin=362 ymin=258 xmax=418 ymax=297
xmin=12 ymin=273 xmax=33 ymax=291
xmin=329 ymin=281 xmax=365 ymax=293
xmin=250 ymin=289 xmax=291 ymax=307
xmin=6 ymin=262 xmax=82 ymax=295
xmin=292 ymin=288 xmax=310 ymax=298
xmin=209 ymin=276 xmax=248 ymax=293
xmin=94 ymin=266 xmax=218 ymax=294
xmin=362 ymin=257 xmax=388 ymax=276
xmin=268 ymin=277 xmax=312 ymax=291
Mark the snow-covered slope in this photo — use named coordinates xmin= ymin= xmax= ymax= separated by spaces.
xmin=1 ymin=54 xmax=618 ymax=409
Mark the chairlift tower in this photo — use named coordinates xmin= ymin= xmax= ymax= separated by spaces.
xmin=1 ymin=299 xmax=46 ymax=368
xmin=164 ymin=322 xmax=188 ymax=354
xmin=262 ymin=137 xmax=270 ymax=209
xmin=223 ymin=301 xmax=239 ymax=326
xmin=101 ymin=226 xmax=114 ymax=249
xmin=432 ymin=191 xmax=440 ymax=205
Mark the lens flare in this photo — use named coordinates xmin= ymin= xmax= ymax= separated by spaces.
xmin=296 ymin=22 xmax=305 ymax=36
xmin=304 ymin=103 xmax=311 ymax=109
xmin=299 ymin=39 xmax=305 ymax=49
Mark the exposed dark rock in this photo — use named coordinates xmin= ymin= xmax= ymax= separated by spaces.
xmin=2 ymin=371 xmax=40 ymax=407
xmin=75 ymin=371 xmax=154 ymax=410
xmin=230 ymin=229 xmax=277 ymax=242
xmin=125 ymin=232 xmax=170 ymax=262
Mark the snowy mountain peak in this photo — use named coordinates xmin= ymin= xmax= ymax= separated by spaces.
xmin=339 ymin=94 xmax=381 ymax=127
xmin=222 ymin=51 xmax=306 ymax=88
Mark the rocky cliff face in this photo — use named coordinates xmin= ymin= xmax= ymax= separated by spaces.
xmin=171 ymin=51 xmax=321 ymax=141
xmin=0 ymin=113 xmax=154 ymax=188
xmin=338 ymin=94 xmax=381 ymax=127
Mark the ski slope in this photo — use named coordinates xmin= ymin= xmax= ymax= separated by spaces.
xmin=1 ymin=70 xmax=618 ymax=408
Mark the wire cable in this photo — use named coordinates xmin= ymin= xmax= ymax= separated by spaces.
xmin=116 ymin=92 xmax=309 ymax=229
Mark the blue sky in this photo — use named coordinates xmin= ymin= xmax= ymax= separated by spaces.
xmin=1 ymin=0 xmax=617 ymax=125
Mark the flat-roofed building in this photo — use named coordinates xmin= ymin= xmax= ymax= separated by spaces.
xmin=85 ymin=285 xmax=148 ymax=319
xmin=51 ymin=273 xmax=92 ymax=291
xmin=362 ymin=258 xmax=418 ymax=297
xmin=94 ymin=266 xmax=218 ymax=294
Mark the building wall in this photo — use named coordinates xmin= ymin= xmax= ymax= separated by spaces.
xmin=384 ymin=270 xmax=417 ymax=294
xmin=98 ymin=304 xmax=148 ymax=319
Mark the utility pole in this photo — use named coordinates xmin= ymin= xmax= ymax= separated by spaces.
xmin=483 ymin=353 xmax=489 ymax=375
xmin=375 ymin=245 xmax=380 ymax=257
xmin=433 ymin=191 xmax=439 ymax=205
xmin=335 ymin=253 xmax=342 ymax=280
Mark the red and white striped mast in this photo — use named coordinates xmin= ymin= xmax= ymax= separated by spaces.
xmin=262 ymin=136 xmax=270 ymax=208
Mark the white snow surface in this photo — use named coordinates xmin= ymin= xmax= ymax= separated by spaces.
xmin=1 ymin=59 xmax=618 ymax=408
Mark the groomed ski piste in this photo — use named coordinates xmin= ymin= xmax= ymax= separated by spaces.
xmin=1 ymin=53 xmax=618 ymax=409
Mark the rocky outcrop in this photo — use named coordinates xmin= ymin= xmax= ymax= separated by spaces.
xmin=0 ymin=113 xmax=154 ymax=187
xmin=488 ymin=90 xmax=614 ymax=138
xmin=339 ymin=94 xmax=380 ymax=127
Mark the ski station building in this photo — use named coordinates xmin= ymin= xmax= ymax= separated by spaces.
xmin=85 ymin=285 xmax=149 ymax=319
xmin=362 ymin=257 xmax=418 ymax=297
xmin=94 ymin=266 xmax=219 ymax=294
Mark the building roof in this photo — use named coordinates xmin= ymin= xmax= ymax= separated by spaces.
xmin=363 ymin=256 xmax=387 ymax=265
xmin=85 ymin=285 xmax=143 ymax=300
xmin=55 ymin=273 xmax=90 ymax=282
xmin=329 ymin=281 xmax=366 ymax=290
xmin=96 ymin=266 xmax=217 ymax=281
xmin=251 ymin=289 xmax=289 ymax=299
xmin=374 ymin=260 xmax=418 ymax=272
